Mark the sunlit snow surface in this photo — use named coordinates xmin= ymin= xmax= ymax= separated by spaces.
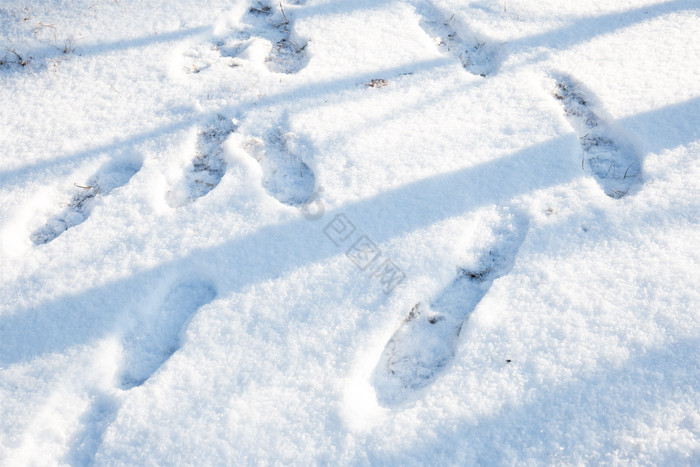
xmin=1 ymin=0 xmax=699 ymax=464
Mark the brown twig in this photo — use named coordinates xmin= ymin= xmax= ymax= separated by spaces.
xmin=279 ymin=2 xmax=289 ymax=23
xmin=7 ymin=49 xmax=29 ymax=66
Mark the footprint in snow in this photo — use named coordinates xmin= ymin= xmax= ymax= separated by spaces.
xmin=553 ymin=75 xmax=641 ymax=198
xmin=263 ymin=3 xmax=308 ymax=75
xmin=119 ymin=279 xmax=217 ymax=390
xmin=373 ymin=213 xmax=528 ymax=405
xmin=167 ymin=115 xmax=236 ymax=207
xmin=417 ymin=4 xmax=498 ymax=77
xmin=243 ymin=128 xmax=316 ymax=206
xmin=31 ymin=156 xmax=142 ymax=245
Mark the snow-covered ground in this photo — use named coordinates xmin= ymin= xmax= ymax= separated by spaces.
xmin=1 ymin=0 xmax=699 ymax=464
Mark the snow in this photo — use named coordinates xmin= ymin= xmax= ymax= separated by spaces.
xmin=1 ymin=0 xmax=699 ymax=464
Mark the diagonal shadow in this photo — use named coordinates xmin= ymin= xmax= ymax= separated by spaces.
xmin=0 ymin=57 xmax=450 ymax=189
xmin=291 ymin=0 xmax=395 ymax=20
xmin=26 ymin=26 xmax=212 ymax=63
xmin=0 ymin=26 xmax=213 ymax=77
xmin=292 ymin=0 xmax=698 ymax=60
xmin=506 ymin=0 xmax=699 ymax=54
xmin=618 ymin=96 xmax=700 ymax=155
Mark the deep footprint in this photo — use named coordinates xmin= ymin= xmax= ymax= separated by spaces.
xmin=31 ymin=156 xmax=142 ymax=245
xmin=416 ymin=3 xmax=497 ymax=77
xmin=168 ymin=115 xmax=236 ymax=207
xmin=244 ymin=128 xmax=316 ymax=206
xmin=119 ymin=279 xmax=217 ymax=389
xmin=373 ymin=214 xmax=528 ymax=404
xmin=553 ymin=75 xmax=641 ymax=198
